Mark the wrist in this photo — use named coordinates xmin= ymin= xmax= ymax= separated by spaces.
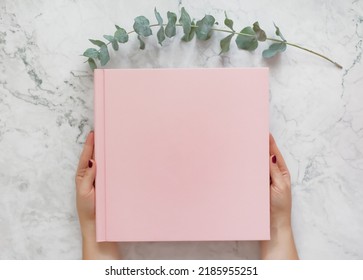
xmin=81 ymin=226 xmax=120 ymax=260
xmin=80 ymin=220 xmax=97 ymax=241
xmin=270 ymin=223 xmax=293 ymax=241
xmin=261 ymin=221 xmax=298 ymax=260
xmin=270 ymin=213 xmax=291 ymax=230
xmin=269 ymin=214 xmax=293 ymax=245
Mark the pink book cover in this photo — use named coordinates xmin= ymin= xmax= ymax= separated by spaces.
xmin=94 ymin=68 xmax=270 ymax=242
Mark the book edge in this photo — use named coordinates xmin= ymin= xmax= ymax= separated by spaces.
xmin=94 ymin=69 xmax=106 ymax=242
xmin=264 ymin=68 xmax=271 ymax=240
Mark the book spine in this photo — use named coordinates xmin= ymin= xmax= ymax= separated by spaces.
xmin=94 ymin=69 xmax=106 ymax=241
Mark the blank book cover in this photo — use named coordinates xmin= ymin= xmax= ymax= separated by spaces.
xmin=94 ymin=68 xmax=269 ymax=242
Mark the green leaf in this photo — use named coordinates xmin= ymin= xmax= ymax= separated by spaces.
xmin=103 ymin=35 xmax=119 ymax=51
xmin=219 ymin=34 xmax=234 ymax=54
xmin=165 ymin=11 xmax=177 ymax=38
xmin=274 ymin=23 xmax=286 ymax=41
xmin=103 ymin=35 xmax=114 ymax=42
xmin=262 ymin=42 xmax=287 ymax=58
xmin=114 ymin=27 xmax=129 ymax=43
xmin=195 ymin=15 xmax=215 ymax=40
xmin=179 ymin=8 xmax=195 ymax=42
xmin=157 ymin=26 xmax=166 ymax=45
xmin=262 ymin=23 xmax=287 ymax=58
xmin=154 ymin=8 xmax=165 ymax=45
xmin=252 ymin=22 xmax=266 ymax=42
xmin=181 ymin=20 xmax=196 ymax=42
xmin=88 ymin=58 xmax=97 ymax=70
xmin=137 ymin=35 xmax=145 ymax=50
xmin=99 ymin=45 xmax=110 ymax=66
xmin=154 ymin=7 xmax=163 ymax=25
xmin=89 ymin=39 xmax=105 ymax=47
xmin=83 ymin=48 xmax=99 ymax=59
xmin=235 ymin=26 xmax=258 ymax=51
xmin=133 ymin=16 xmax=152 ymax=37
xmin=224 ymin=11 xmax=234 ymax=31
xmin=111 ymin=40 xmax=119 ymax=51
xmin=179 ymin=7 xmax=192 ymax=39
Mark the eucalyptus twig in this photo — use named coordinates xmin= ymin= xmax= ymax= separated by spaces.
xmin=82 ymin=7 xmax=342 ymax=70
xmin=265 ymin=37 xmax=343 ymax=69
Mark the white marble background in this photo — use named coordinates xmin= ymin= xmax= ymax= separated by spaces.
xmin=0 ymin=0 xmax=362 ymax=259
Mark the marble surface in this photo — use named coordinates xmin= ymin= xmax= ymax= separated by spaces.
xmin=0 ymin=0 xmax=362 ymax=260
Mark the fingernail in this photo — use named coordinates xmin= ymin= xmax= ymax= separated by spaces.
xmin=272 ymin=155 xmax=277 ymax=164
xmin=88 ymin=160 xmax=93 ymax=168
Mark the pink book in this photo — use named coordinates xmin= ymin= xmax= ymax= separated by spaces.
xmin=94 ymin=68 xmax=270 ymax=242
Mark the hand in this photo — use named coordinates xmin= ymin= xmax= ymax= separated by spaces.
xmin=269 ymin=133 xmax=292 ymax=229
xmin=75 ymin=131 xmax=120 ymax=260
xmin=75 ymin=131 xmax=96 ymax=232
xmin=260 ymin=133 xmax=299 ymax=260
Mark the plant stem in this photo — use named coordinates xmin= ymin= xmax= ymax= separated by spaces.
xmin=198 ymin=24 xmax=343 ymax=69
xmin=120 ymin=23 xmax=342 ymax=69
xmin=265 ymin=37 xmax=343 ymax=69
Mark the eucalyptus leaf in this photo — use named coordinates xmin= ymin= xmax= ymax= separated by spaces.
xmin=179 ymin=7 xmax=192 ymax=39
xmin=133 ymin=16 xmax=152 ymax=37
xmin=88 ymin=58 xmax=97 ymax=70
xmin=235 ymin=26 xmax=258 ymax=51
xmin=195 ymin=15 xmax=215 ymax=40
xmin=154 ymin=7 xmax=163 ymax=25
xmin=165 ymin=11 xmax=177 ymax=38
xmin=153 ymin=8 xmax=165 ymax=45
xmin=89 ymin=39 xmax=105 ymax=47
xmin=252 ymin=22 xmax=266 ymax=42
xmin=181 ymin=20 xmax=196 ymax=42
xmin=219 ymin=34 xmax=234 ymax=54
xmin=103 ymin=35 xmax=114 ymax=42
xmin=262 ymin=42 xmax=287 ymax=58
xmin=114 ymin=27 xmax=128 ymax=43
xmin=111 ymin=40 xmax=119 ymax=51
xmin=137 ymin=35 xmax=145 ymax=50
xmin=83 ymin=48 xmax=99 ymax=59
xmin=103 ymin=35 xmax=119 ymax=51
xmin=274 ymin=23 xmax=286 ymax=41
xmin=157 ymin=26 xmax=166 ymax=45
xmin=99 ymin=45 xmax=110 ymax=66
xmin=224 ymin=11 xmax=234 ymax=31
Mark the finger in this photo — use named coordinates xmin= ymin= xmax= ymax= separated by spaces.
xmin=77 ymin=131 xmax=94 ymax=173
xmin=92 ymin=139 xmax=95 ymax=160
xmin=269 ymin=155 xmax=286 ymax=188
xmin=269 ymin=133 xmax=289 ymax=176
xmin=78 ymin=159 xmax=96 ymax=195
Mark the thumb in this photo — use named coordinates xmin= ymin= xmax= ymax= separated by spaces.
xmin=78 ymin=159 xmax=96 ymax=196
xmin=269 ymin=155 xmax=285 ymax=188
